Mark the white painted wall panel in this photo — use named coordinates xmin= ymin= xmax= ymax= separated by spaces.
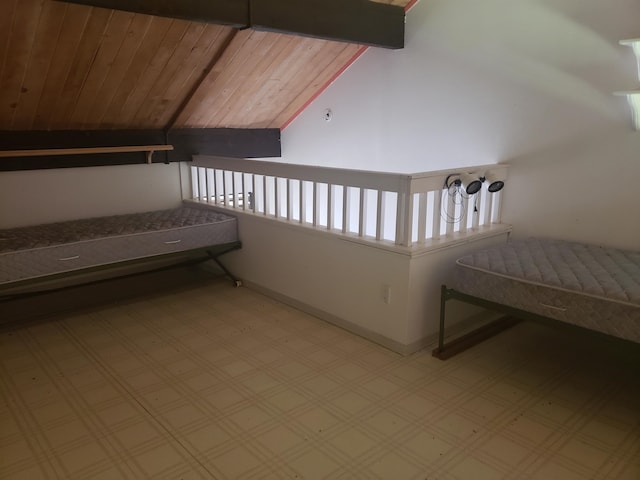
xmin=0 ymin=163 xmax=182 ymax=228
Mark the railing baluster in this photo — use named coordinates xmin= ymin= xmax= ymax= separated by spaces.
xmin=432 ymin=189 xmax=442 ymax=240
xmin=327 ymin=184 xmax=334 ymax=230
xmin=204 ymin=168 xmax=210 ymax=203
xmin=232 ymin=172 xmax=238 ymax=208
xmin=312 ymin=182 xmax=318 ymax=227
xmin=192 ymin=167 xmax=199 ymax=200
xmin=299 ymin=181 xmax=306 ymax=223
xmin=274 ymin=177 xmax=280 ymax=218
xmin=491 ymin=190 xmax=502 ymax=223
xmin=342 ymin=186 xmax=350 ymax=233
xmin=376 ymin=190 xmax=385 ymax=241
xmin=484 ymin=188 xmax=493 ymax=225
xmin=251 ymin=174 xmax=256 ymax=212
xmin=358 ymin=188 xmax=366 ymax=237
xmin=445 ymin=190 xmax=455 ymax=237
xmin=459 ymin=194 xmax=469 ymax=233
xmin=472 ymin=190 xmax=482 ymax=230
xmin=417 ymin=192 xmax=427 ymax=244
xmin=287 ymin=179 xmax=293 ymax=221
xmin=262 ymin=176 xmax=268 ymax=216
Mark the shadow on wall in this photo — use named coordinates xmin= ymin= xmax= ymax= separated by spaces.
xmin=500 ymin=128 xmax=640 ymax=251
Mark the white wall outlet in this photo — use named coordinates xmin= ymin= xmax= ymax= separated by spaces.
xmin=381 ymin=284 xmax=391 ymax=304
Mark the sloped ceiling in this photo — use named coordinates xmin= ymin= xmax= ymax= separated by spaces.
xmin=0 ymin=0 xmax=411 ymax=132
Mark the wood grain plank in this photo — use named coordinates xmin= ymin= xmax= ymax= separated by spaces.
xmin=131 ymin=23 xmax=232 ymax=128
xmin=11 ymin=1 xmax=67 ymax=129
xmin=271 ymin=42 xmax=362 ymax=128
xmin=217 ymin=35 xmax=333 ymax=128
xmin=74 ymin=14 xmax=152 ymax=129
xmin=193 ymin=30 xmax=281 ymax=127
xmin=98 ymin=15 xmax=178 ymax=128
xmin=172 ymin=28 xmax=255 ymax=127
xmin=32 ymin=3 xmax=92 ymax=130
xmin=207 ymin=31 xmax=292 ymax=127
xmin=51 ymin=6 xmax=113 ymax=128
xmin=216 ymin=33 xmax=306 ymax=127
xmin=114 ymin=18 xmax=191 ymax=128
xmin=0 ymin=0 xmax=19 ymax=98
xmin=82 ymin=13 xmax=154 ymax=128
xmin=69 ymin=9 xmax=135 ymax=127
xmin=0 ymin=0 xmax=44 ymax=129
xmin=128 ymin=20 xmax=207 ymax=127
xmin=225 ymin=34 xmax=327 ymax=127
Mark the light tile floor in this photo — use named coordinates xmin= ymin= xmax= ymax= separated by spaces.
xmin=1 ymin=276 xmax=639 ymax=479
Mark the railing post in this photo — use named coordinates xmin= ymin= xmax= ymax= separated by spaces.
xmin=395 ymin=178 xmax=412 ymax=246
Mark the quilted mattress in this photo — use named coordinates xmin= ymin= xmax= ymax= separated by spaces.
xmin=0 ymin=206 xmax=238 ymax=286
xmin=454 ymin=238 xmax=640 ymax=343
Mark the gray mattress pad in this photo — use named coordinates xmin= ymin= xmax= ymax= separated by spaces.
xmin=456 ymin=237 xmax=640 ymax=307
xmin=454 ymin=238 xmax=640 ymax=343
xmin=0 ymin=207 xmax=235 ymax=253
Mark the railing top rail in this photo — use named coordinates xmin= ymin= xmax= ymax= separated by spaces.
xmin=193 ymin=155 xmax=412 ymax=192
xmin=192 ymin=155 xmax=508 ymax=194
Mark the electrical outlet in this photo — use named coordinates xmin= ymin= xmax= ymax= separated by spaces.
xmin=381 ymin=284 xmax=391 ymax=304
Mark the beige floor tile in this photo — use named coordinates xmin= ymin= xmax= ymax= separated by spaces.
xmin=368 ymin=451 xmax=423 ymax=479
xmin=328 ymin=428 xmax=378 ymax=458
xmin=287 ymin=449 xmax=342 ymax=479
xmin=207 ymin=444 xmax=264 ymax=478
xmin=256 ymin=425 xmax=307 ymax=454
xmin=2 ymin=276 xmax=639 ymax=479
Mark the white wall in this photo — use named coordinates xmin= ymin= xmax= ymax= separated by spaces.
xmin=502 ymin=131 xmax=640 ymax=251
xmin=219 ymin=209 xmax=509 ymax=352
xmin=279 ymin=0 xmax=639 ymax=176
xmin=277 ymin=0 xmax=640 ymax=251
xmin=221 ymin=213 xmax=411 ymax=348
xmin=0 ymin=163 xmax=183 ymax=228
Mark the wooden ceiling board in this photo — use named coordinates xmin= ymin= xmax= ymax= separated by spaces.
xmin=96 ymin=15 xmax=179 ymax=128
xmin=103 ymin=17 xmax=189 ymax=128
xmin=0 ymin=0 xmax=44 ymax=130
xmin=132 ymin=24 xmax=234 ymax=129
xmin=82 ymin=13 xmax=155 ymax=128
xmin=221 ymin=33 xmax=301 ymax=127
xmin=31 ymin=4 xmax=92 ymax=130
xmin=68 ymin=9 xmax=136 ymax=128
xmin=232 ymin=36 xmax=353 ymax=129
xmin=0 ymin=0 xmax=412 ymax=140
xmin=50 ymin=6 xmax=114 ymax=127
xmin=268 ymin=41 xmax=363 ymax=129
xmin=172 ymin=29 xmax=260 ymax=127
xmin=11 ymin=0 xmax=66 ymax=130
xmin=205 ymin=31 xmax=300 ymax=128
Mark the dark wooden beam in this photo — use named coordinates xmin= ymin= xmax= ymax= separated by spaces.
xmin=167 ymin=128 xmax=281 ymax=162
xmin=55 ymin=0 xmax=249 ymax=27
xmin=0 ymin=129 xmax=280 ymax=171
xmin=250 ymin=0 xmax=405 ymax=49
xmin=56 ymin=0 xmax=405 ymax=49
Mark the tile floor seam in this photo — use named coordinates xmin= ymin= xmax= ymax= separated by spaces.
xmin=55 ymin=319 xmax=220 ymax=479
xmin=21 ymin=325 xmax=156 ymax=479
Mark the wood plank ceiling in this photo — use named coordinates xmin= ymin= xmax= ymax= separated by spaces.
xmin=0 ymin=0 xmax=410 ymax=133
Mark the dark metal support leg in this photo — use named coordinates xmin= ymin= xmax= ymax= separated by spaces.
xmin=207 ymin=250 xmax=242 ymax=287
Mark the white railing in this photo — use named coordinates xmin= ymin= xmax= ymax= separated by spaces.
xmin=188 ymin=155 xmax=509 ymax=248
